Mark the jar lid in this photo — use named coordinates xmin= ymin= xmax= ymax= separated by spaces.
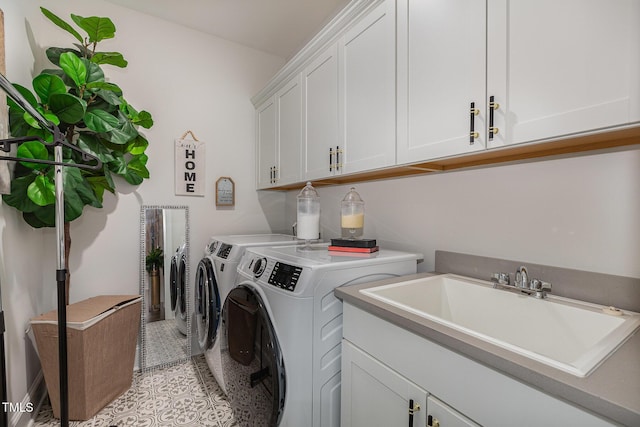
xmin=297 ymin=181 xmax=318 ymax=198
xmin=342 ymin=187 xmax=363 ymax=203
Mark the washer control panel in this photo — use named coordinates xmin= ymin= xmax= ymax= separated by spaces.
xmin=268 ymin=262 xmax=302 ymax=292
xmin=217 ymin=243 xmax=233 ymax=259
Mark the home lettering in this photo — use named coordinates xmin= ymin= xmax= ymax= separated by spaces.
xmin=185 ymin=149 xmax=196 ymax=192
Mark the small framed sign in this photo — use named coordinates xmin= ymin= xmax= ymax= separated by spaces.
xmin=215 ymin=177 xmax=235 ymax=207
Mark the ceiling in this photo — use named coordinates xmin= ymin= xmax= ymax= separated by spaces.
xmin=104 ymin=0 xmax=351 ymax=60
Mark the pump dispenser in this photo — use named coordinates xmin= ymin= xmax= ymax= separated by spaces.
xmin=296 ymin=182 xmax=320 ymax=245
xmin=341 ymin=187 xmax=364 ymax=239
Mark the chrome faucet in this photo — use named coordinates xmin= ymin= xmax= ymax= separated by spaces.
xmin=490 ymin=266 xmax=552 ymax=299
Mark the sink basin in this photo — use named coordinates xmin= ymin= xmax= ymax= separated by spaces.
xmin=360 ymin=274 xmax=640 ymax=377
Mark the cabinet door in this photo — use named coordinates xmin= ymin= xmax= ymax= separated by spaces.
xmin=427 ymin=396 xmax=481 ymax=427
xmin=340 ymin=0 xmax=396 ymax=174
xmin=256 ymin=97 xmax=277 ymax=189
xmin=397 ymin=0 xmax=487 ymax=164
xmin=276 ymin=76 xmax=302 ymax=185
xmin=303 ymin=45 xmax=340 ymax=180
xmin=341 ymin=340 xmax=427 ymax=427
xmin=487 ymin=0 xmax=640 ymax=148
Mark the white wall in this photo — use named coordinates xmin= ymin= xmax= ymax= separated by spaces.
xmin=0 ymin=0 xmax=286 ymax=419
xmin=285 ymin=147 xmax=640 ymax=278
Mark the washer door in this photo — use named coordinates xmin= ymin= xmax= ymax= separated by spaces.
xmin=178 ymin=254 xmax=187 ymax=320
xmin=195 ymin=258 xmax=220 ymax=351
xmin=221 ymin=285 xmax=285 ymax=426
xmin=169 ymin=255 xmax=178 ymax=312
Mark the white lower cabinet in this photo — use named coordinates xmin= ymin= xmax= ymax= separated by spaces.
xmin=341 ymin=340 xmax=428 ymax=427
xmin=342 ymin=340 xmax=479 ymax=427
xmin=341 ymin=303 xmax=617 ymax=427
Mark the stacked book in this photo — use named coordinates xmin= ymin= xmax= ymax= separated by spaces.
xmin=328 ymin=238 xmax=379 ymax=253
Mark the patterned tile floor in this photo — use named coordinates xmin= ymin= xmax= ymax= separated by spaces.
xmin=33 ymin=356 xmax=237 ymax=427
xmin=144 ymin=319 xmax=189 ymax=368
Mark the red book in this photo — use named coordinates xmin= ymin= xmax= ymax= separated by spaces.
xmin=328 ymin=245 xmax=380 ymax=253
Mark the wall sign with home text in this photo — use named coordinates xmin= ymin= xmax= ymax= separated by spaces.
xmin=175 ymin=134 xmax=205 ymax=196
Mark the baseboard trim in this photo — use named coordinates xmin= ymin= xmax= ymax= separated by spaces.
xmin=9 ymin=370 xmax=46 ymax=427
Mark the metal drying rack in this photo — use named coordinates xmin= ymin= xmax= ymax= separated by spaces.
xmin=0 ymin=71 xmax=102 ymax=427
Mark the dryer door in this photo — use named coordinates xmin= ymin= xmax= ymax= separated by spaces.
xmin=221 ymin=285 xmax=285 ymax=426
xmin=195 ymin=258 xmax=220 ymax=350
xmin=169 ymin=256 xmax=178 ymax=311
xmin=178 ymin=254 xmax=187 ymax=320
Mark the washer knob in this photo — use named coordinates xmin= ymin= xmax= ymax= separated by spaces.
xmin=252 ymin=257 xmax=267 ymax=277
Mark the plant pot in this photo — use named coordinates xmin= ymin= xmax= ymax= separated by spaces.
xmin=150 ymin=267 xmax=161 ymax=312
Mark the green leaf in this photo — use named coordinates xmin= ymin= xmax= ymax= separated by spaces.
xmin=22 ymin=107 xmax=59 ymax=129
xmin=86 ymin=176 xmax=114 ymax=203
xmin=134 ymin=111 xmax=154 ymax=129
xmin=27 ymin=175 xmax=56 ymax=206
xmin=3 ymin=175 xmax=41 ymax=213
xmin=126 ymin=154 xmax=149 ymax=178
xmin=63 ymin=167 xmax=101 ymax=209
xmin=59 ymin=52 xmax=87 ymax=88
xmin=16 ymin=141 xmax=50 ymax=170
xmin=33 ymin=73 xmax=67 ymax=104
xmin=84 ymin=109 xmax=119 ymax=132
xmin=77 ymin=133 xmax=115 ymax=163
xmin=95 ymin=88 xmax=121 ymax=106
xmin=85 ymin=81 xmax=121 ymax=93
xmin=82 ymin=59 xmax=105 ymax=85
xmin=71 ymin=14 xmax=116 ymax=43
xmin=91 ymin=52 xmax=128 ymax=68
xmin=23 ymin=211 xmax=52 ymax=228
xmin=49 ymin=93 xmax=87 ymax=123
xmin=40 ymin=7 xmax=83 ymax=43
xmin=6 ymin=84 xmax=38 ymax=112
xmin=45 ymin=47 xmax=81 ymax=67
xmin=108 ymin=151 xmax=126 ymax=174
xmin=9 ymin=108 xmax=31 ymax=136
xmin=126 ymin=135 xmax=149 ymax=155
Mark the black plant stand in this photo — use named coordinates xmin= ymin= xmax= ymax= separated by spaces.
xmin=0 ymin=72 xmax=101 ymax=427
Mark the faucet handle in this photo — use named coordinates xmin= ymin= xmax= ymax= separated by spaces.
xmin=530 ymin=279 xmax=552 ymax=298
xmin=491 ymin=272 xmax=510 ymax=287
xmin=530 ymin=279 xmax=552 ymax=291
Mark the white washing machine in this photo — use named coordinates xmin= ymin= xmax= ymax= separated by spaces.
xmin=194 ymin=234 xmax=304 ymax=395
xmin=220 ymin=243 xmax=422 ymax=426
xmin=169 ymin=243 xmax=188 ymax=335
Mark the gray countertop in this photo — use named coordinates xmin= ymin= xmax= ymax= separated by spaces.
xmin=335 ymin=272 xmax=640 ymax=427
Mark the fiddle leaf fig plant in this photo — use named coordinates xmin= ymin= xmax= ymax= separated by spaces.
xmin=145 ymin=247 xmax=164 ymax=274
xmin=3 ymin=8 xmax=153 ymax=301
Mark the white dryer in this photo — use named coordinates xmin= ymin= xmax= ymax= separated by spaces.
xmin=169 ymin=243 xmax=188 ymax=335
xmin=220 ymin=243 xmax=422 ymax=426
xmin=194 ymin=234 xmax=303 ymax=395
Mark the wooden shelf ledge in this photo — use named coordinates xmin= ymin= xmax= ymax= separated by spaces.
xmin=264 ymin=125 xmax=640 ymax=191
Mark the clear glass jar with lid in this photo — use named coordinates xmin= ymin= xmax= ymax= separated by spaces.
xmin=296 ymin=182 xmax=320 ymax=245
xmin=341 ymin=187 xmax=364 ymax=239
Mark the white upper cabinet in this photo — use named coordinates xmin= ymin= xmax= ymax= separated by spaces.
xmin=488 ymin=0 xmax=640 ymax=147
xmin=256 ymin=77 xmax=302 ymax=189
xmin=256 ymin=97 xmax=277 ymax=189
xmin=277 ymin=76 xmax=303 ymax=185
xmin=340 ymin=0 xmax=397 ymax=174
xmin=397 ymin=0 xmax=488 ymax=164
xmin=303 ymin=45 xmax=340 ymax=180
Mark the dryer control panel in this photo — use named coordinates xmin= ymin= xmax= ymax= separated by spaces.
xmin=268 ymin=262 xmax=302 ymax=292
